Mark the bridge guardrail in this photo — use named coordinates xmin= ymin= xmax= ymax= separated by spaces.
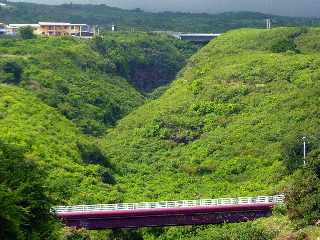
xmin=52 ymin=195 xmax=284 ymax=213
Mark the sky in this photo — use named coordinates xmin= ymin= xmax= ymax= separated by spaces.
xmin=10 ymin=0 xmax=320 ymax=17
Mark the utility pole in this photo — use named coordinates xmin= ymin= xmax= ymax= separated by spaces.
xmin=266 ymin=19 xmax=271 ymax=29
xmin=302 ymin=136 xmax=307 ymax=166
xmin=265 ymin=0 xmax=272 ymax=29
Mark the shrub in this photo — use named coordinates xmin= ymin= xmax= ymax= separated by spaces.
xmin=0 ymin=61 xmax=23 ymax=84
xmin=18 ymin=26 xmax=35 ymax=40
xmin=270 ymin=38 xmax=298 ymax=53
xmin=282 ymin=135 xmax=306 ymax=173
xmin=77 ymin=140 xmax=111 ymax=168
xmin=286 ymin=150 xmax=320 ymax=226
xmin=0 ymin=140 xmax=58 ymax=239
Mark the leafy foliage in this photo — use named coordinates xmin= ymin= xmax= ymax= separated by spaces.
xmin=286 ymin=149 xmax=320 ymax=226
xmin=91 ymin=32 xmax=198 ymax=92
xmin=0 ymin=36 xmax=197 ymax=240
xmin=0 ymin=37 xmax=144 ymax=135
xmin=1 ymin=27 xmax=320 ymax=239
xmin=0 ymin=85 xmax=121 ymax=207
xmin=100 ymin=27 xmax=320 ymax=239
xmin=0 ymin=60 xmax=23 ymax=84
xmin=18 ymin=26 xmax=35 ymax=40
xmin=0 ymin=34 xmax=195 ymax=134
xmin=0 ymin=139 xmax=58 ymax=240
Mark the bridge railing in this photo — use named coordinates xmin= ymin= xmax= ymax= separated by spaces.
xmin=52 ymin=195 xmax=284 ymax=214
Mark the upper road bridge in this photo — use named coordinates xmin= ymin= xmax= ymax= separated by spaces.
xmin=52 ymin=195 xmax=284 ymax=230
xmin=176 ymin=33 xmax=221 ymax=42
xmin=152 ymin=31 xmax=221 ymax=43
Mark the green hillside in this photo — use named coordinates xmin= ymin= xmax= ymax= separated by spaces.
xmin=0 ymin=85 xmax=120 ymax=204
xmin=1 ymin=2 xmax=320 ymax=32
xmin=0 ymin=85 xmax=124 ymax=238
xmin=1 ymin=27 xmax=320 ymax=239
xmin=0 ymin=37 xmax=144 ymax=136
xmin=101 ymin=27 xmax=320 ymax=238
xmin=0 ymin=33 xmax=198 ymax=239
xmin=0 ymin=33 xmax=195 ymax=136
xmin=95 ymin=32 xmax=198 ymax=92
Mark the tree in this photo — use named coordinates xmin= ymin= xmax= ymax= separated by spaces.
xmin=1 ymin=61 xmax=23 ymax=84
xmin=91 ymin=36 xmax=107 ymax=55
xmin=0 ymin=140 xmax=58 ymax=239
xmin=285 ymin=150 xmax=320 ymax=226
xmin=18 ymin=26 xmax=35 ymax=40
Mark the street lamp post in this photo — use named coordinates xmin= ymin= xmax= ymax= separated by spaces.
xmin=302 ymin=136 xmax=307 ymax=166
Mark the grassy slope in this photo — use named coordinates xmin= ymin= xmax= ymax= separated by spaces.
xmin=102 ymin=27 xmax=320 ymax=205
xmin=1 ymin=28 xmax=319 ymax=239
xmin=100 ymin=27 xmax=320 ymax=238
xmin=0 ymin=37 xmax=144 ymax=136
xmin=0 ymin=84 xmax=121 ymax=205
xmin=1 ymin=2 xmax=320 ymax=32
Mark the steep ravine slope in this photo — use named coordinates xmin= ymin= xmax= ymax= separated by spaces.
xmin=93 ymin=32 xmax=199 ymax=93
xmin=101 ymin=28 xmax=320 ymax=238
xmin=0 ymin=37 xmax=144 ymax=136
xmin=0 ymin=35 xmax=197 ymax=136
xmin=0 ymin=85 xmax=120 ymax=205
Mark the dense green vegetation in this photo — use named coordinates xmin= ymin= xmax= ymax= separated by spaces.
xmin=286 ymin=149 xmax=320 ymax=226
xmin=0 ymin=33 xmax=194 ymax=135
xmin=0 ymin=85 xmax=120 ymax=204
xmin=92 ymin=32 xmax=198 ymax=92
xmin=0 ymin=85 xmax=124 ymax=239
xmin=100 ymin=27 xmax=320 ymax=239
xmin=1 ymin=27 xmax=320 ymax=239
xmin=18 ymin=26 xmax=35 ymax=39
xmin=0 ymin=138 xmax=57 ymax=239
xmin=0 ymin=37 xmax=144 ymax=135
xmin=1 ymin=2 xmax=320 ymax=32
xmin=102 ymin=27 xmax=320 ymax=201
xmin=0 ymin=34 xmax=198 ymax=238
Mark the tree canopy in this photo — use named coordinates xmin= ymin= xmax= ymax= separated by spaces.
xmin=1 ymin=27 xmax=320 ymax=239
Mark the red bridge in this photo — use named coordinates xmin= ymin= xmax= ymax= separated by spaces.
xmin=52 ymin=195 xmax=284 ymax=230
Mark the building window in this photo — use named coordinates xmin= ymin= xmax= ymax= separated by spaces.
xmin=48 ymin=26 xmax=53 ymax=30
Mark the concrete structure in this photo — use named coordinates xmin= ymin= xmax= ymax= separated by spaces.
xmin=37 ymin=22 xmax=89 ymax=36
xmin=111 ymin=24 xmax=117 ymax=32
xmin=53 ymin=195 xmax=284 ymax=230
xmin=6 ymin=24 xmax=40 ymax=35
xmin=177 ymin=33 xmax=221 ymax=42
xmin=154 ymin=31 xmax=221 ymax=43
xmin=6 ymin=22 xmax=95 ymax=37
xmin=0 ymin=23 xmax=6 ymax=35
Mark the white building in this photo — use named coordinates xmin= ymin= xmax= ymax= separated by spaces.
xmin=5 ymin=22 xmax=96 ymax=37
xmin=0 ymin=23 xmax=7 ymax=35
xmin=6 ymin=24 xmax=40 ymax=35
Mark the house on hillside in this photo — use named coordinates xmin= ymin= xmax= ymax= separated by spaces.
xmin=37 ymin=22 xmax=92 ymax=36
xmin=6 ymin=22 xmax=96 ymax=38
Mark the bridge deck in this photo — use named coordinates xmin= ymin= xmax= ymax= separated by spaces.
xmin=53 ymin=195 xmax=284 ymax=229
